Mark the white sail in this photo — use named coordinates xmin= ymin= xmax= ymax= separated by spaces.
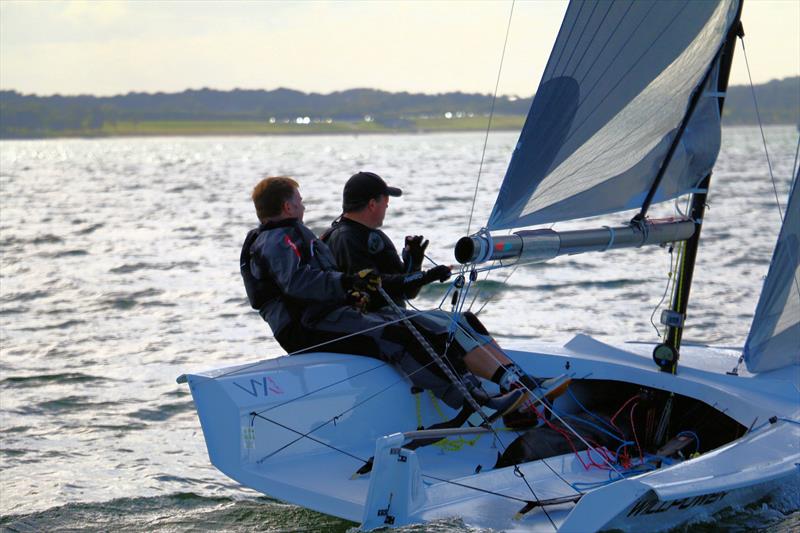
xmin=744 ymin=171 xmax=800 ymax=373
xmin=488 ymin=0 xmax=740 ymax=230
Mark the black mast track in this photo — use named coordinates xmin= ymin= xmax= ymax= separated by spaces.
xmin=655 ymin=5 xmax=745 ymax=374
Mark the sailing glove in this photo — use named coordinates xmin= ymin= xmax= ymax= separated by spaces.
xmin=422 ymin=264 xmax=452 ymax=284
xmin=342 ymin=268 xmax=381 ymax=296
xmin=345 ymin=290 xmax=371 ymax=313
xmin=402 ymin=235 xmax=429 ymax=272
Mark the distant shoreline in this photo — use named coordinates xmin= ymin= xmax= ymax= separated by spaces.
xmin=3 ymin=78 xmax=797 ymax=140
xmin=1 ymin=116 xmax=796 ymax=141
xmin=0 ymin=115 xmax=527 ymax=140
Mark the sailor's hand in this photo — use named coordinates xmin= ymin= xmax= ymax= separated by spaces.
xmin=403 ymin=235 xmax=429 ymax=270
xmin=346 ymin=290 xmax=371 ymax=313
xmin=343 ymin=268 xmax=381 ymax=295
xmin=422 ymin=264 xmax=452 ymax=284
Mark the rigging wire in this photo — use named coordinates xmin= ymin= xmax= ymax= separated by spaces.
xmin=439 ymin=272 xmax=570 ymax=528
xmin=740 ymin=37 xmax=783 ymax=222
xmin=465 ymin=0 xmax=516 ymax=236
xmin=792 ymin=130 xmax=800 ymax=183
xmin=474 ymin=261 xmax=520 ymax=316
xmin=447 ymin=274 xmax=624 ymax=478
xmin=191 ymin=309 xmax=436 ymax=384
xmin=729 ymin=36 xmax=800 ymax=376
xmin=649 ymin=243 xmax=676 ymax=338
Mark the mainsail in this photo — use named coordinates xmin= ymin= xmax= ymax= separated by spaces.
xmin=488 ymin=0 xmax=741 ymax=230
xmin=744 ymin=171 xmax=800 ymax=373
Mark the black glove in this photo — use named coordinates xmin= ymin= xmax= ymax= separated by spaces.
xmin=346 ymin=290 xmax=371 ymax=313
xmin=402 ymin=235 xmax=428 ymax=271
xmin=342 ymin=268 xmax=381 ymax=296
xmin=421 ymin=264 xmax=452 ymax=284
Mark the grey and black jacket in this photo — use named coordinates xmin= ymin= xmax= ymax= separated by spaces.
xmin=241 ymin=218 xmax=346 ymax=340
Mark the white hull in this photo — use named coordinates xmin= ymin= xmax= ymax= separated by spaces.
xmin=180 ymin=335 xmax=800 ymax=531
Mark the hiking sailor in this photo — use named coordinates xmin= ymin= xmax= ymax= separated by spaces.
xmin=241 ymin=176 xmax=525 ymax=416
xmin=322 ymin=171 xmax=570 ymax=427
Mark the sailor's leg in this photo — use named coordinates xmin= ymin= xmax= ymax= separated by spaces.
xmin=310 ymin=307 xmax=473 ymax=409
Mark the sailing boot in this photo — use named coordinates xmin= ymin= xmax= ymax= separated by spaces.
xmin=462 ymin=374 xmax=526 ymax=417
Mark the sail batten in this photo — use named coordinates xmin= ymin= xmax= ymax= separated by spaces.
xmin=488 ymin=0 xmax=740 ymax=230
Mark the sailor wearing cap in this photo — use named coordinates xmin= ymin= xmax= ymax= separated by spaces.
xmin=322 ymin=171 xmax=570 ymax=429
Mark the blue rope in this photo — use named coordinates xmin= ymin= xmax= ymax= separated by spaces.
xmin=566 ymin=388 xmax=621 ymax=434
xmin=676 ymin=430 xmax=701 ymax=453
xmin=562 ymin=413 xmax=628 ymax=444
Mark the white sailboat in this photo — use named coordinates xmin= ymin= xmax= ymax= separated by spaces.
xmin=178 ymin=0 xmax=799 ymax=531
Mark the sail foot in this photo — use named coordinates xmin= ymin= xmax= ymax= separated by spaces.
xmin=455 ymin=219 xmax=695 ymax=265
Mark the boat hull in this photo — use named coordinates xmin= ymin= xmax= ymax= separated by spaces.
xmin=180 ymin=336 xmax=800 ymax=531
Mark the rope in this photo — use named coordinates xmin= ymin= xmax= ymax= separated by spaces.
xmin=441 ymin=268 xmax=616 ymax=483
xmin=466 ymin=0 xmax=516 ymax=236
xmin=377 ymin=287 xmax=487 ymax=418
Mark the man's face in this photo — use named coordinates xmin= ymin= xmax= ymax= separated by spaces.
xmin=372 ymin=194 xmax=389 ymax=227
xmin=284 ymin=188 xmax=305 ymax=222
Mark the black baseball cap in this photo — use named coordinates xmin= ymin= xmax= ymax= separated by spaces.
xmin=342 ymin=171 xmax=402 ymax=211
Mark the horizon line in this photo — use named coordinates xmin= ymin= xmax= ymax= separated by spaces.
xmin=2 ymin=75 xmax=798 ymax=99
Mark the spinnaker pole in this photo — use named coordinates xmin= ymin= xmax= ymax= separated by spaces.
xmin=455 ymin=218 xmax=695 ymax=265
xmin=652 ymin=13 xmax=744 ymax=374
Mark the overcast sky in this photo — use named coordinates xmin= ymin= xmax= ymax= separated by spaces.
xmin=1 ymin=0 xmax=798 ymax=97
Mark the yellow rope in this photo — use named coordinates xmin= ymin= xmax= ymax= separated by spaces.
xmin=418 ymin=391 xmax=481 ymax=452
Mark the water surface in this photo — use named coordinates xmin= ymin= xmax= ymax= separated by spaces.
xmin=1 ymin=127 xmax=798 ymax=530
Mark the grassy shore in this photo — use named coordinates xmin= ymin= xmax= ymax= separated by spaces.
xmin=2 ymin=115 xmax=527 ymax=139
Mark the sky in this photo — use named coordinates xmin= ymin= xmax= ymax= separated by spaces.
xmin=1 ymin=0 xmax=798 ymax=97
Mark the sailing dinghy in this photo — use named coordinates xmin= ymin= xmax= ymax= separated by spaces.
xmin=179 ymin=0 xmax=799 ymax=530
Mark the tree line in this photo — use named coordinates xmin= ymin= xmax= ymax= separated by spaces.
xmin=0 ymin=77 xmax=797 ymax=138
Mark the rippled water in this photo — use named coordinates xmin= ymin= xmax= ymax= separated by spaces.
xmin=1 ymin=127 xmax=798 ymax=531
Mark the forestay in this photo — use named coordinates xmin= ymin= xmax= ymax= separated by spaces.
xmin=488 ymin=0 xmax=741 ymax=230
xmin=744 ymin=170 xmax=800 ymax=373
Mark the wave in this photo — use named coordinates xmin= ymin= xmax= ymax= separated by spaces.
xmin=17 ymin=395 xmax=117 ymax=416
xmin=99 ymin=288 xmax=164 ymax=310
xmin=1 ymin=290 xmax=50 ymax=303
xmin=74 ymin=223 xmax=105 ymax=235
xmin=109 ymin=260 xmax=199 ymax=274
xmin=0 ymin=373 xmax=110 ymax=388
xmin=50 ymin=249 xmax=89 ymax=258
xmin=0 ymin=492 xmax=354 ymax=533
xmin=16 ymin=319 xmax=87 ymax=331
xmin=127 ymin=401 xmax=195 ymax=422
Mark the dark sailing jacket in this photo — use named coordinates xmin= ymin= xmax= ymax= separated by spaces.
xmin=321 ymin=217 xmax=421 ymax=311
xmin=241 ymin=218 xmax=346 ymax=340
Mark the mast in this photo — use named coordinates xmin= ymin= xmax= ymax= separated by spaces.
xmin=652 ymin=9 xmax=745 ymax=373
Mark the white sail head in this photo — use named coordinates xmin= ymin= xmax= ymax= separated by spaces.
xmin=488 ymin=0 xmax=740 ymax=230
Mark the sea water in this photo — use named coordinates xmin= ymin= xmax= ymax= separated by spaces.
xmin=1 ymin=127 xmax=798 ymax=531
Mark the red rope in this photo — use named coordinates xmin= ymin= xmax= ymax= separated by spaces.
xmin=610 ymin=393 xmax=640 ymax=431
xmin=630 ymin=402 xmax=644 ymax=464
